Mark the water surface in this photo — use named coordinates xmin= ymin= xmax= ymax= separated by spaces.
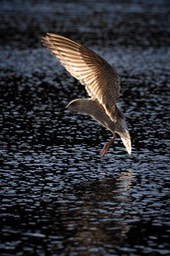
xmin=0 ymin=0 xmax=170 ymax=255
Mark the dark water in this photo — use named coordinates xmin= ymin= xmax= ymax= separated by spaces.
xmin=0 ymin=0 xmax=170 ymax=255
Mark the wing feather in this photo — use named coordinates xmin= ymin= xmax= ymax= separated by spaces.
xmin=42 ymin=33 xmax=120 ymax=121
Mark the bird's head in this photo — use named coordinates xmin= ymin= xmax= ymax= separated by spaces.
xmin=66 ymin=99 xmax=81 ymax=112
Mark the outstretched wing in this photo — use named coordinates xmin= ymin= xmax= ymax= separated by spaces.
xmin=42 ymin=33 xmax=120 ymax=121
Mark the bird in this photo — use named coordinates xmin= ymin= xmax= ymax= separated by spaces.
xmin=42 ymin=33 xmax=131 ymax=156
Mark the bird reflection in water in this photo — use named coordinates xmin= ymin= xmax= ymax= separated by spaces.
xmin=61 ymin=169 xmax=134 ymax=252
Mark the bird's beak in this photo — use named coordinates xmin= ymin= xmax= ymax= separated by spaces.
xmin=118 ymin=129 xmax=131 ymax=154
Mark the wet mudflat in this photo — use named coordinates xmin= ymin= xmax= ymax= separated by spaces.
xmin=0 ymin=0 xmax=170 ymax=255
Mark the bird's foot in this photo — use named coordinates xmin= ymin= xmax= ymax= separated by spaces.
xmin=101 ymin=135 xmax=115 ymax=157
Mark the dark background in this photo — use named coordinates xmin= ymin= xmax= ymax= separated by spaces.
xmin=0 ymin=0 xmax=170 ymax=255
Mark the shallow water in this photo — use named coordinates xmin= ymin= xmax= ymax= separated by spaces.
xmin=0 ymin=0 xmax=170 ymax=255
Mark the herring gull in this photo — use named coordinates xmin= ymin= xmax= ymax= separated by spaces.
xmin=42 ymin=33 xmax=131 ymax=156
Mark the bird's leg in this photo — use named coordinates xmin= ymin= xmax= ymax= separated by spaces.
xmin=101 ymin=134 xmax=116 ymax=157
